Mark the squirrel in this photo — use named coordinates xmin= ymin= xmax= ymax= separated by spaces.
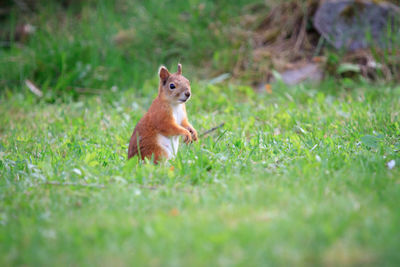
xmin=128 ymin=64 xmax=198 ymax=163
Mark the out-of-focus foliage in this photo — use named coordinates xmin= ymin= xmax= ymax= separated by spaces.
xmin=0 ymin=0 xmax=262 ymax=95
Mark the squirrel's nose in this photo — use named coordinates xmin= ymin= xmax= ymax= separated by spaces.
xmin=185 ymin=91 xmax=191 ymax=97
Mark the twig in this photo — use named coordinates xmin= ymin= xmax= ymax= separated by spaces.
xmin=25 ymin=79 xmax=43 ymax=97
xmin=294 ymin=9 xmax=307 ymax=52
xmin=44 ymin=181 xmax=105 ymax=188
xmin=200 ymin=122 xmax=225 ymax=137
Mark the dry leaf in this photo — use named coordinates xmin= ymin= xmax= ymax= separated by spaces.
xmin=169 ymin=208 xmax=179 ymax=216
xmin=265 ymin=83 xmax=272 ymax=94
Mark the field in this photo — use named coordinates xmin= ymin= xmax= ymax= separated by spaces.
xmin=1 ymin=0 xmax=400 ymax=266
xmin=1 ymin=79 xmax=400 ymax=266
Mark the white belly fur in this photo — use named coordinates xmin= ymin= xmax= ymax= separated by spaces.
xmin=158 ymin=135 xmax=180 ymax=159
xmin=158 ymin=104 xmax=185 ymax=159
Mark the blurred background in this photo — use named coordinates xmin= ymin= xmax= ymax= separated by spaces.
xmin=1 ymin=0 xmax=399 ymax=100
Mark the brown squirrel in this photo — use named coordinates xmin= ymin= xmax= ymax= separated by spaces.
xmin=128 ymin=64 xmax=198 ymax=163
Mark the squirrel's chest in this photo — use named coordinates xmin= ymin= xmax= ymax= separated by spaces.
xmin=157 ymin=104 xmax=185 ymax=159
xmin=157 ymin=135 xmax=179 ymax=159
xmin=172 ymin=104 xmax=185 ymax=125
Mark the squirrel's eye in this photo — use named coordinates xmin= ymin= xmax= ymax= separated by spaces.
xmin=169 ymin=83 xmax=176 ymax=89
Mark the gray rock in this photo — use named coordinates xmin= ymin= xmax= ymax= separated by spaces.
xmin=314 ymin=0 xmax=400 ymax=51
xmin=281 ymin=63 xmax=324 ymax=85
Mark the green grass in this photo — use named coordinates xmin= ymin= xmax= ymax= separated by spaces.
xmin=0 ymin=0 xmax=262 ymax=95
xmin=1 ymin=1 xmax=400 ymax=265
xmin=1 ymin=79 xmax=400 ymax=266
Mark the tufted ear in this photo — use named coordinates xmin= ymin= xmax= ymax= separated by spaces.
xmin=177 ymin=63 xmax=182 ymax=75
xmin=159 ymin=66 xmax=170 ymax=85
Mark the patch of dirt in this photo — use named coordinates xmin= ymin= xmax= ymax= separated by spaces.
xmin=228 ymin=0 xmax=400 ymax=85
xmin=229 ymin=0 xmax=320 ymax=83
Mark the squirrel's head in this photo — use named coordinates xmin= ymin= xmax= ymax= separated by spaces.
xmin=158 ymin=64 xmax=191 ymax=105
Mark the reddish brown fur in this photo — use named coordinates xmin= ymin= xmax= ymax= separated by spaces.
xmin=128 ymin=64 xmax=198 ymax=163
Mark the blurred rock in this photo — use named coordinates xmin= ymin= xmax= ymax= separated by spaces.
xmin=256 ymin=63 xmax=323 ymax=90
xmin=280 ymin=63 xmax=323 ymax=85
xmin=314 ymin=0 xmax=400 ymax=51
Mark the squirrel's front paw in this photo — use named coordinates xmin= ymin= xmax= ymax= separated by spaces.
xmin=183 ymin=130 xmax=193 ymax=144
xmin=186 ymin=126 xmax=198 ymax=141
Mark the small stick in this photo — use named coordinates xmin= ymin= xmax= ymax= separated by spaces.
xmin=200 ymin=122 xmax=225 ymax=137
xmin=25 ymin=80 xmax=43 ymax=97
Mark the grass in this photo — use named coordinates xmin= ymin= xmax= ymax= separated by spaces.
xmin=0 ymin=0 xmax=262 ymax=95
xmin=1 ymin=78 xmax=400 ymax=266
xmin=1 ymin=1 xmax=400 ymax=266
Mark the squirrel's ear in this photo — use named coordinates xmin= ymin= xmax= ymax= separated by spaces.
xmin=177 ymin=63 xmax=182 ymax=75
xmin=158 ymin=66 xmax=170 ymax=85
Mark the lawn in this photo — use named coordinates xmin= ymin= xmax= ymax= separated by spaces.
xmin=1 ymin=79 xmax=399 ymax=266
xmin=1 ymin=0 xmax=400 ymax=266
